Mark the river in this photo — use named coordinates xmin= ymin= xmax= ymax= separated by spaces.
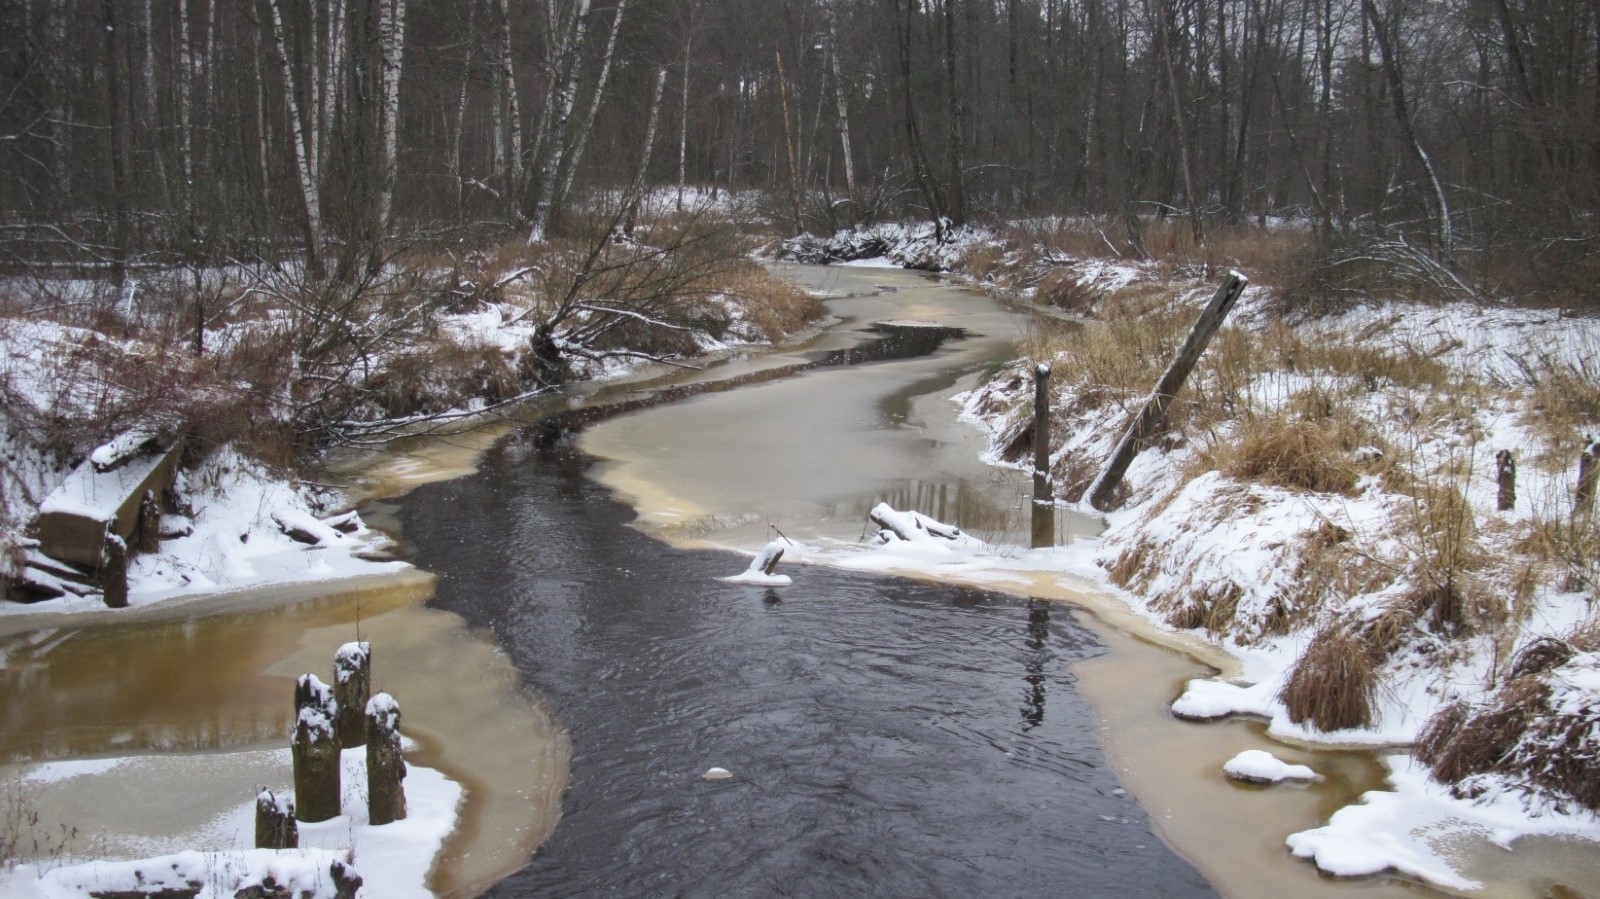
xmin=4 ymin=261 xmax=1596 ymax=898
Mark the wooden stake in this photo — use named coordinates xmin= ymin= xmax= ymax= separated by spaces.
xmin=255 ymin=788 xmax=298 ymax=849
xmin=1033 ymin=363 xmax=1052 ymax=505
xmin=1085 ymin=271 xmax=1248 ymax=511
xmin=100 ymin=533 xmax=128 ymax=609
xmin=334 ymin=642 xmax=372 ymax=749
xmin=1577 ymin=437 xmax=1599 ymax=519
xmin=1496 ymin=449 xmax=1516 ymax=512
xmin=365 ymin=693 xmax=407 ymax=826
xmin=292 ymin=674 xmax=341 ymax=823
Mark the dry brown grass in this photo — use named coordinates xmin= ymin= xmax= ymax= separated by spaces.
xmin=1280 ymin=620 xmax=1387 ymax=731
xmin=1420 ymin=620 xmax=1600 ymax=811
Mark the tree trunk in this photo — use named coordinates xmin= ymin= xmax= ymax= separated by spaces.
xmin=774 ymin=47 xmax=804 ymax=236
xmin=528 ymin=0 xmax=591 ymax=242
xmin=374 ymin=0 xmax=407 ymax=237
xmin=267 ymin=0 xmax=327 ymax=280
xmin=826 ymin=4 xmax=856 ymax=202
xmin=103 ymin=0 xmax=132 ymax=287
xmin=943 ymin=0 xmax=965 ymax=227
xmin=891 ymin=0 xmax=947 ymax=239
xmin=1361 ymin=0 xmax=1451 ymax=249
xmin=623 ymin=66 xmax=669 ymax=236
xmin=678 ymin=12 xmax=693 ymax=211
xmin=555 ymin=0 xmax=629 ymax=218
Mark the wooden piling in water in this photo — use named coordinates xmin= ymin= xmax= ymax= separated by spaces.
xmin=365 ymin=692 xmax=407 ymax=826
xmin=254 ymin=788 xmax=298 ymax=849
xmin=334 ymin=642 xmax=372 ymax=749
xmin=292 ymin=674 xmax=341 ymax=823
xmin=1085 ymin=271 xmax=1248 ymax=512
xmin=1496 ymin=450 xmax=1516 ymax=512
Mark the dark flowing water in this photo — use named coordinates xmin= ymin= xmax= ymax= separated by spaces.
xmin=406 ymin=437 xmax=1216 ymax=897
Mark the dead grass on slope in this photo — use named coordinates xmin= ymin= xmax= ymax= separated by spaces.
xmin=1419 ymin=619 xmax=1600 ymax=812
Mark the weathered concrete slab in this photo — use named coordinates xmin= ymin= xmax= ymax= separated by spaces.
xmin=35 ymin=440 xmax=181 ymax=571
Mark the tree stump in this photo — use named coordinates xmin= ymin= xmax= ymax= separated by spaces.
xmin=100 ymin=533 xmax=128 ymax=609
xmin=329 ymin=860 xmax=363 ymax=899
xmin=333 ymin=642 xmax=372 ymax=749
xmin=1496 ymin=450 xmax=1516 ymax=512
xmin=291 ymin=674 xmax=341 ymax=823
xmin=254 ymin=788 xmax=298 ymax=849
xmin=365 ymin=692 xmax=407 ymax=826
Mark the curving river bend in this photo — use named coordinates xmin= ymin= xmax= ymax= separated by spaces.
xmin=7 ymin=262 xmax=1596 ymax=897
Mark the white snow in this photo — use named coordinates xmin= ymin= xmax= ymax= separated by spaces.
xmin=1223 ymin=750 xmax=1317 ymax=784
xmin=0 ymin=745 xmax=462 ymax=899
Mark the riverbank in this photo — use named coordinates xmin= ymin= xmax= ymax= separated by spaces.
xmin=772 ymin=223 xmax=1600 ymax=893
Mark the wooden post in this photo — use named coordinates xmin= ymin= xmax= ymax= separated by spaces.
xmin=100 ymin=533 xmax=128 ymax=609
xmin=1032 ymin=363 xmax=1052 ymax=505
xmin=1085 ymin=271 xmax=1249 ymax=511
xmin=292 ymin=674 xmax=341 ymax=823
xmin=365 ymin=693 xmax=407 ymax=826
xmin=1577 ymin=437 xmax=1599 ymax=519
xmin=333 ymin=642 xmax=372 ymax=749
xmin=1032 ymin=362 xmax=1055 ymax=548
xmin=255 ymin=788 xmax=298 ymax=849
xmin=1496 ymin=450 xmax=1516 ymax=512
xmin=135 ymin=489 xmax=161 ymax=553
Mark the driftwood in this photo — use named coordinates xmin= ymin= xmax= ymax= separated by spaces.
xmin=869 ymin=505 xmax=962 ymax=542
xmin=333 ymin=642 xmax=372 ymax=749
xmin=1085 ymin=271 xmax=1248 ymax=511
xmin=752 ymin=542 xmax=785 ymax=576
xmin=291 ymin=674 xmax=341 ymax=823
xmin=254 ymin=789 xmax=298 ymax=849
xmin=365 ymin=693 xmax=407 ymax=826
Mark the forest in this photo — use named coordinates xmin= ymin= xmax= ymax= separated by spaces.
xmin=1 ymin=0 xmax=1596 ymax=303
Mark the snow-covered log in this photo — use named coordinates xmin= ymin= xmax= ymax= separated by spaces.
xmin=869 ymin=502 xmax=962 ymax=542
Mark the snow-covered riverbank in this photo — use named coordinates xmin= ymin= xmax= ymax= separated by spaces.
xmin=769 ymin=224 xmax=1600 ymax=893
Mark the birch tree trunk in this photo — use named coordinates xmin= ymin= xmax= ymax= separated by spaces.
xmin=555 ymin=0 xmax=629 ymax=221
xmin=826 ymin=4 xmax=856 ymax=202
xmin=267 ymin=0 xmax=327 ymax=280
xmin=493 ymin=0 xmax=522 ymax=198
xmin=374 ymin=0 xmax=408 ymax=236
xmin=623 ymin=66 xmax=669 ymax=236
xmin=677 ymin=16 xmax=692 ymax=211
xmin=528 ymin=0 xmax=590 ymax=243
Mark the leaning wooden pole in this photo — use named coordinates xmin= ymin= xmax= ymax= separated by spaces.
xmin=1084 ymin=271 xmax=1248 ymax=512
